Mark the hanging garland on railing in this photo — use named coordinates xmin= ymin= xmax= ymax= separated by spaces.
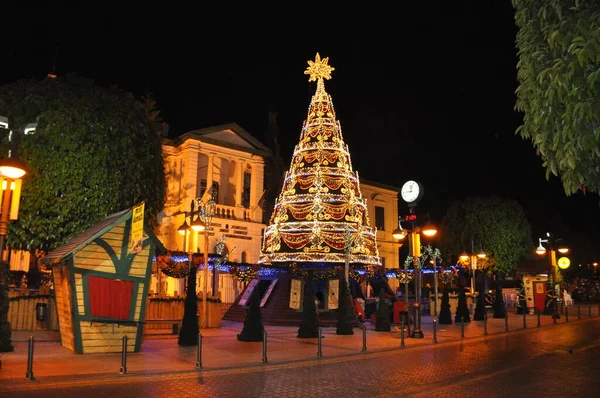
xmin=289 ymin=262 xmax=340 ymax=280
xmin=229 ymin=265 xmax=261 ymax=283
xmin=350 ymin=268 xmax=373 ymax=284
xmin=155 ymin=252 xmax=217 ymax=279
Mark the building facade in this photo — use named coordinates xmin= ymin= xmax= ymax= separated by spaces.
xmin=154 ymin=123 xmax=271 ymax=301
xmin=359 ymin=179 xmax=401 ymax=270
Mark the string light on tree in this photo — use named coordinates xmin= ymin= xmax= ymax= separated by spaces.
xmin=259 ymin=53 xmax=380 ymax=266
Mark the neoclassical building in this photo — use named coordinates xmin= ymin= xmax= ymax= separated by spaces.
xmin=153 ymin=123 xmax=271 ymax=301
xmin=359 ymin=179 xmax=401 ymax=270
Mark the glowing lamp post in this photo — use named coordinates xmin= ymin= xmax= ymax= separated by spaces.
xmin=393 ymin=211 xmax=437 ymax=338
xmin=0 ymin=153 xmax=27 ymax=353
xmin=0 ymin=156 xmax=27 ymax=260
xmin=536 ymin=234 xmax=568 ymax=319
xmin=459 ymin=239 xmax=487 ymax=295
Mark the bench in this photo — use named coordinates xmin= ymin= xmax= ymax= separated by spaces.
xmin=145 ymin=319 xmax=182 ymax=334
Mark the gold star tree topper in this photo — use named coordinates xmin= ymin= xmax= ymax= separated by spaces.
xmin=304 ymin=53 xmax=335 ymax=82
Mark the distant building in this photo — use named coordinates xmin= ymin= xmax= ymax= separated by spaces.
xmin=155 ymin=123 xmax=271 ymax=301
xmin=359 ymin=179 xmax=401 ymax=269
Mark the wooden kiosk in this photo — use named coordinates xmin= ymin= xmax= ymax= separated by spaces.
xmin=43 ymin=206 xmax=165 ymax=354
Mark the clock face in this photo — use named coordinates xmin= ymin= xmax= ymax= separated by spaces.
xmin=401 ymin=180 xmax=420 ymax=203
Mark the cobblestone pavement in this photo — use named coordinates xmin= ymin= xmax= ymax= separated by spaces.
xmin=2 ymin=318 xmax=598 ymax=397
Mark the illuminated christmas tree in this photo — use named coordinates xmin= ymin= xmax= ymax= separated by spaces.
xmin=259 ymin=54 xmax=380 ymax=267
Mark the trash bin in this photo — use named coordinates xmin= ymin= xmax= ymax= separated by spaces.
xmin=393 ymin=301 xmax=407 ymax=323
xmin=36 ymin=302 xmax=47 ymax=321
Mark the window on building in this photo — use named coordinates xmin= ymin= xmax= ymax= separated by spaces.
xmin=375 ymin=206 xmax=385 ymax=231
xmin=241 ymin=251 xmax=247 ymax=264
xmin=242 ymin=171 xmax=251 ymax=208
xmin=200 ymin=180 xmax=219 ymax=203
xmin=381 ymin=257 xmax=386 ymax=267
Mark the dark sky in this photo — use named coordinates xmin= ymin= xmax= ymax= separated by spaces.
xmin=2 ymin=3 xmax=599 ymax=251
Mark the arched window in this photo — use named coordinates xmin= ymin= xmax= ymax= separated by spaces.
xmin=241 ymin=251 xmax=247 ymax=264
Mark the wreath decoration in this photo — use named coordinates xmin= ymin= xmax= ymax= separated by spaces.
xmin=396 ymin=271 xmax=413 ymax=284
xmin=438 ymin=268 xmax=455 ymax=284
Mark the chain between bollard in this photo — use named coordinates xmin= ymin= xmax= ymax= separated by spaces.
xmin=433 ymin=318 xmax=437 ymax=344
xmin=25 ymin=336 xmax=35 ymax=380
xmin=361 ymin=324 xmax=367 ymax=352
xmin=400 ymin=321 xmax=405 ymax=348
xmin=460 ymin=316 xmax=465 ymax=339
xmin=196 ymin=334 xmax=203 ymax=369
xmin=262 ymin=329 xmax=268 ymax=363
xmin=317 ymin=328 xmax=323 ymax=357
xmin=119 ymin=335 xmax=127 ymax=375
xmin=483 ymin=313 xmax=488 ymax=335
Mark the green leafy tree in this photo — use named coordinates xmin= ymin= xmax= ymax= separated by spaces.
xmin=513 ymin=0 xmax=600 ymax=194
xmin=440 ymin=197 xmax=532 ymax=277
xmin=0 ymin=75 xmax=166 ymax=252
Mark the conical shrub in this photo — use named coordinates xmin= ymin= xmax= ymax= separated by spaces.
xmin=438 ymin=288 xmax=453 ymax=324
xmin=237 ymin=287 xmax=264 ymax=342
xmin=375 ymin=289 xmax=391 ymax=332
xmin=298 ymin=271 xmax=319 ymax=338
xmin=336 ymin=272 xmax=354 ymax=335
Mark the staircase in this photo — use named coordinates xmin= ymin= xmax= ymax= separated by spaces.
xmin=222 ymin=274 xmax=344 ymax=326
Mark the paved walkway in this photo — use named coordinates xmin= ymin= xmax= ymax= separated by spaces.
xmin=1 ymin=304 xmax=598 ymax=389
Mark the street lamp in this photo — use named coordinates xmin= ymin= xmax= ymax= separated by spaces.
xmin=393 ymin=214 xmax=437 ymax=338
xmin=536 ymin=234 xmax=568 ymax=319
xmin=197 ymin=196 xmax=216 ymax=327
xmin=0 ymin=123 xmax=27 ymax=354
xmin=459 ymin=239 xmax=486 ymax=295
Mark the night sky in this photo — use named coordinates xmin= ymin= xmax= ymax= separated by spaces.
xmin=2 ymin=3 xmax=599 ymax=251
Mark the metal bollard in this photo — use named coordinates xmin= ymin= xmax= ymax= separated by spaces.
xmin=483 ymin=313 xmax=488 ymax=335
xmin=523 ymin=312 xmax=527 ymax=329
xmin=317 ymin=328 xmax=323 ymax=357
xmin=504 ymin=307 xmax=509 ymax=332
xmin=433 ymin=318 xmax=437 ymax=343
xmin=25 ymin=336 xmax=35 ymax=380
xmin=565 ymin=306 xmax=569 ymax=322
xmin=196 ymin=334 xmax=203 ymax=369
xmin=578 ymin=305 xmax=581 ymax=319
xmin=361 ymin=325 xmax=367 ymax=352
xmin=589 ymin=304 xmax=592 ymax=318
xmin=460 ymin=317 xmax=465 ymax=339
xmin=400 ymin=321 xmax=405 ymax=347
xmin=119 ymin=335 xmax=127 ymax=374
xmin=537 ymin=310 xmax=541 ymax=327
xmin=262 ymin=330 xmax=268 ymax=363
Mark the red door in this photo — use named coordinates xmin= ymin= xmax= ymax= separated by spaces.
xmin=533 ymin=281 xmax=546 ymax=314
xmin=88 ymin=276 xmax=133 ymax=320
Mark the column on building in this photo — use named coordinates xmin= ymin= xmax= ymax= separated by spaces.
xmin=249 ymin=159 xmax=264 ymax=222
xmin=202 ymin=153 xmax=215 ymax=203
xmin=234 ymin=159 xmax=244 ymax=218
